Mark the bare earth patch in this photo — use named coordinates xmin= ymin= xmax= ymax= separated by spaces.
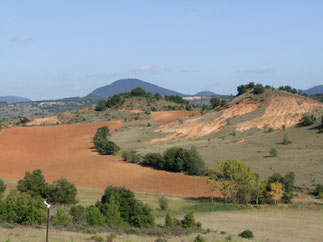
xmin=26 ymin=115 xmax=61 ymax=126
xmin=0 ymin=121 xmax=215 ymax=197
xmin=237 ymin=94 xmax=323 ymax=131
xmin=151 ymin=98 xmax=260 ymax=143
xmin=151 ymin=110 xmax=201 ymax=123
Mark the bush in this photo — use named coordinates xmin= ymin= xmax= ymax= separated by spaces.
xmin=282 ymin=134 xmax=292 ymax=145
xmin=52 ymin=208 xmax=72 ymax=226
xmin=237 ymin=85 xmax=247 ymax=95
xmin=17 ymin=169 xmax=47 ymax=198
xmin=143 ymin=153 xmax=165 ymax=168
xmin=194 ymin=234 xmax=206 ymax=242
xmin=239 ymin=229 xmax=254 ymax=239
xmin=158 ymin=196 xmax=168 ymax=211
xmin=94 ymin=126 xmax=120 ymax=155
xmin=300 ymin=115 xmax=316 ymax=126
xmin=315 ymin=184 xmax=323 ymax=199
xmin=122 ymin=150 xmax=141 ymax=163
xmin=164 ymin=95 xmax=188 ymax=105
xmin=106 ymin=94 xmax=123 ymax=108
xmin=95 ymin=100 xmax=107 ymax=111
xmin=90 ymin=235 xmax=104 ymax=242
xmin=181 ymin=212 xmax=201 ymax=228
xmin=70 ymin=205 xmax=86 ymax=224
xmin=164 ymin=213 xmax=174 ymax=228
xmin=210 ymin=97 xmax=220 ymax=109
xmin=99 ymin=186 xmax=154 ymax=227
xmin=163 ymin=147 xmax=206 ymax=175
xmin=269 ymin=148 xmax=278 ymax=157
xmin=86 ymin=206 xmax=105 ymax=226
xmin=48 ymin=177 xmax=77 ymax=204
xmin=2 ymin=191 xmax=46 ymax=225
xmin=253 ymin=84 xmax=264 ymax=94
xmin=0 ymin=179 xmax=6 ymax=198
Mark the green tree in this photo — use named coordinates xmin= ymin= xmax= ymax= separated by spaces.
xmin=300 ymin=114 xmax=316 ymax=126
xmin=102 ymin=194 xmax=122 ymax=225
xmin=210 ymin=97 xmax=220 ymax=109
xmin=99 ymin=186 xmax=154 ymax=227
xmin=181 ymin=211 xmax=201 ymax=228
xmin=143 ymin=153 xmax=165 ymax=168
xmin=130 ymin=87 xmax=146 ymax=96
xmin=194 ymin=234 xmax=206 ymax=242
xmin=269 ymin=148 xmax=278 ymax=157
xmin=164 ymin=213 xmax=174 ymax=228
xmin=52 ymin=208 xmax=72 ymax=226
xmin=17 ymin=169 xmax=47 ymax=198
xmin=3 ymin=191 xmax=46 ymax=225
xmin=87 ymin=206 xmax=105 ymax=226
xmin=237 ymin=85 xmax=247 ymax=95
xmin=95 ymin=100 xmax=107 ymax=111
xmin=215 ymin=160 xmax=258 ymax=204
xmin=253 ymin=84 xmax=264 ymax=94
xmin=69 ymin=205 xmax=86 ymax=224
xmin=0 ymin=179 xmax=6 ymax=199
xmin=48 ymin=177 xmax=77 ymax=204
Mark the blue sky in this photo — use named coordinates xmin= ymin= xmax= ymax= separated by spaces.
xmin=1 ymin=0 xmax=323 ymax=100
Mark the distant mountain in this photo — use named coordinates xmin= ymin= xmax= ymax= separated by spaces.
xmin=87 ymin=78 xmax=187 ymax=98
xmin=193 ymin=91 xmax=217 ymax=97
xmin=0 ymin=96 xmax=32 ymax=103
xmin=303 ymin=85 xmax=323 ymax=95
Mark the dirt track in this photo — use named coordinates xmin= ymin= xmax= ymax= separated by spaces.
xmin=0 ymin=121 xmax=214 ymax=197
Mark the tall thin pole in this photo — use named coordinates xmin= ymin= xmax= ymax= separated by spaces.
xmin=44 ymin=201 xmax=51 ymax=242
xmin=46 ymin=206 xmax=50 ymax=242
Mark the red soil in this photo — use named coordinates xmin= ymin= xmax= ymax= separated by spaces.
xmin=152 ymin=111 xmax=201 ymax=123
xmin=0 ymin=121 xmax=215 ymax=197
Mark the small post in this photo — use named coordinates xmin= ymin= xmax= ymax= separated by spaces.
xmin=44 ymin=201 xmax=51 ymax=242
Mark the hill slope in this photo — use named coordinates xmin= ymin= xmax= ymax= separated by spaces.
xmin=303 ymin=85 xmax=323 ymax=95
xmin=0 ymin=96 xmax=32 ymax=103
xmin=87 ymin=78 xmax=186 ymax=98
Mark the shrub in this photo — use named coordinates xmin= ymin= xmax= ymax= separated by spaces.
xmin=163 ymin=147 xmax=206 ymax=175
xmin=237 ymin=85 xmax=247 ymax=95
xmin=269 ymin=148 xmax=278 ymax=157
xmin=239 ymin=229 xmax=254 ymax=239
xmin=164 ymin=213 xmax=174 ymax=228
xmin=94 ymin=126 xmax=120 ymax=155
xmin=143 ymin=153 xmax=165 ymax=168
xmin=101 ymin=194 xmax=122 ymax=225
xmin=2 ymin=191 xmax=46 ymax=225
xmin=253 ymin=84 xmax=264 ymax=94
xmin=86 ymin=206 xmax=105 ymax=226
xmin=51 ymin=208 xmax=72 ymax=226
xmin=315 ymin=184 xmax=323 ymax=198
xmin=69 ymin=205 xmax=86 ymax=224
xmin=282 ymin=134 xmax=292 ymax=145
xmin=194 ymin=234 xmax=206 ymax=242
xmin=122 ymin=150 xmax=141 ymax=163
xmin=90 ymin=235 xmax=104 ymax=242
xmin=300 ymin=115 xmax=316 ymax=126
xmin=99 ymin=186 xmax=154 ymax=227
xmin=164 ymin=95 xmax=188 ymax=105
xmin=181 ymin=212 xmax=201 ymax=228
xmin=158 ymin=196 xmax=169 ymax=211
xmin=17 ymin=169 xmax=47 ymax=198
xmin=0 ymin=179 xmax=6 ymax=198
xmin=95 ymin=100 xmax=107 ymax=111
xmin=210 ymin=97 xmax=220 ymax=109
xmin=130 ymin=87 xmax=146 ymax=96
xmin=106 ymin=94 xmax=123 ymax=108
xmin=48 ymin=177 xmax=77 ymax=204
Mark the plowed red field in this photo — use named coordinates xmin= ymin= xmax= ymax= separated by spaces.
xmin=0 ymin=121 xmax=215 ymax=197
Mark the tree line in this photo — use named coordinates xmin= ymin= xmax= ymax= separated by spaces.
xmin=95 ymin=87 xmax=188 ymax=111
xmin=122 ymin=147 xmax=206 ymax=176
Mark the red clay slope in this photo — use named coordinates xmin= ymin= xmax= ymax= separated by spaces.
xmin=0 ymin=121 xmax=214 ymax=197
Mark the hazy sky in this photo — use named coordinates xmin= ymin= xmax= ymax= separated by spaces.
xmin=1 ymin=0 xmax=323 ymax=100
